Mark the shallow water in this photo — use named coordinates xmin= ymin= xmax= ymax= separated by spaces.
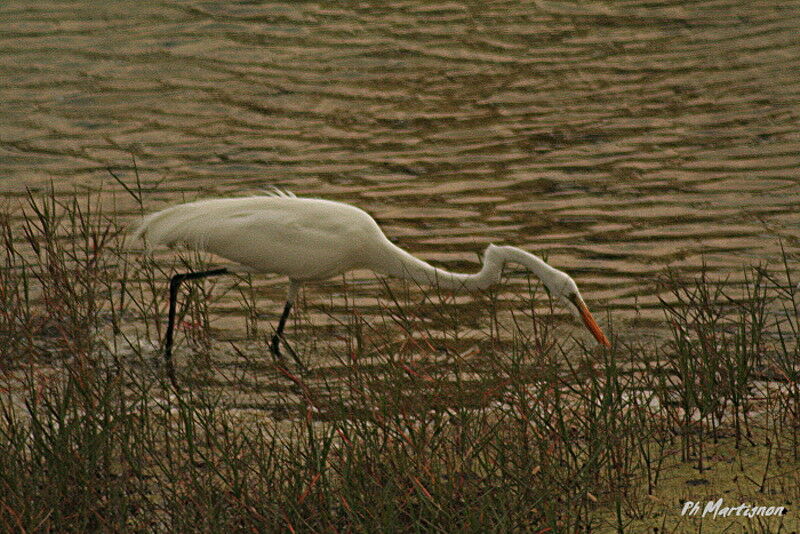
xmin=2 ymin=0 xmax=800 ymax=338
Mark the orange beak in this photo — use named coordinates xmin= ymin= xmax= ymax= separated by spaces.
xmin=572 ymin=296 xmax=611 ymax=348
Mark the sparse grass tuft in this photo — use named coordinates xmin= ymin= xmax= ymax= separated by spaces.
xmin=0 ymin=188 xmax=798 ymax=533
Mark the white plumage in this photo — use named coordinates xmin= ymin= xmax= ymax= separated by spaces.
xmin=135 ymin=192 xmax=610 ymax=388
xmin=135 ymin=195 xmax=384 ymax=281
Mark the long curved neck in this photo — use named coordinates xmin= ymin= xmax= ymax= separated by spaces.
xmin=370 ymin=242 xmax=561 ymax=292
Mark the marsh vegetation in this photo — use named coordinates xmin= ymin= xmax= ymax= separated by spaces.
xmin=1 ymin=188 xmax=798 ymax=533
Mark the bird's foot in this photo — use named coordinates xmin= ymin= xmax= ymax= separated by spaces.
xmin=271 ymin=334 xmax=306 ymax=372
xmin=270 ymin=334 xmax=286 ymax=363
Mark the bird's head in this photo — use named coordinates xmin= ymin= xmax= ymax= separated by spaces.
xmin=483 ymin=244 xmax=611 ymax=348
xmin=544 ymin=270 xmax=611 ymax=348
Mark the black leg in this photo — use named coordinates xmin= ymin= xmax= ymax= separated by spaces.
xmin=164 ymin=267 xmax=229 ymax=391
xmin=271 ymin=300 xmax=306 ymax=371
xmin=270 ymin=300 xmax=293 ymax=360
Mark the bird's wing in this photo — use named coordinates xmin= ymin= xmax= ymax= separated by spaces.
xmin=133 ymin=196 xmax=373 ymax=279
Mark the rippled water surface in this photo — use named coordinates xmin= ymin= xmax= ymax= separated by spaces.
xmin=2 ymin=0 xmax=800 ymax=338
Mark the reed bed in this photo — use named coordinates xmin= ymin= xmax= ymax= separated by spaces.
xmin=0 ymin=188 xmax=797 ymax=533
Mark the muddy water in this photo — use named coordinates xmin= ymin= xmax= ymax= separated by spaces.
xmin=1 ymin=0 xmax=800 ymax=342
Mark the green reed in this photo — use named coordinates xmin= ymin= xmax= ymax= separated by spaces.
xmin=1 ymin=187 xmax=798 ymax=533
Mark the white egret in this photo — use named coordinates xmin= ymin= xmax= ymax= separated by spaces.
xmin=134 ymin=190 xmax=610 ymax=389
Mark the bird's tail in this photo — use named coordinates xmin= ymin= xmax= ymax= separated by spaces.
xmin=131 ymin=202 xmax=211 ymax=251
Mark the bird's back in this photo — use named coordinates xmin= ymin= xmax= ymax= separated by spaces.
xmin=134 ymin=195 xmax=386 ymax=280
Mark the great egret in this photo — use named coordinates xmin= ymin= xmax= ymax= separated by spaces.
xmin=134 ymin=190 xmax=610 ymax=389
